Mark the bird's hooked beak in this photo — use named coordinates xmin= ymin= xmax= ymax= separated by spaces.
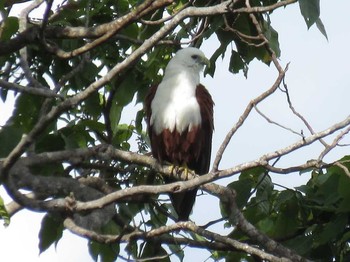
xmin=200 ymin=56 xmax=210 ymax=67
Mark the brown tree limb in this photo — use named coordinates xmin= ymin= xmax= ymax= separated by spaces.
xmin=0 ymin=79 xmax=63 ymax=99
xmin=232 ymin=0 xmax=298 ymax=14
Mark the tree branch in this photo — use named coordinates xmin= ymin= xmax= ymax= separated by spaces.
xmin=0 ymin=79 xmax=63 ymax=99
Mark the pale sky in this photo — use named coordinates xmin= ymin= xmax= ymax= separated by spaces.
xmin=1 ymin=1 xmax=350 ymax=261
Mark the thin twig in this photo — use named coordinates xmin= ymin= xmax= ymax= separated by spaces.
xmin=0 ymin=79 xmax=63 ymax=99
xmin=318 ymin=125 xmax=350 ymax=161
xmin=280 ymin=76 xmax=329 ymax=147
xmin=254 ymin=104 xmax=304 ymax=137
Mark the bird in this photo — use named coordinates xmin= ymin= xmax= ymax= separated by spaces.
xmin=144 ymin=47 xmax=214 ymax=221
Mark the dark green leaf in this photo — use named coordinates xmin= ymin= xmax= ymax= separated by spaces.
xmin=0 ymin=87 xmax=8 ymax=102
xmin=88 ymin=220 xmax=120 ymax=261
xmin=284 ymin=234 xmax=314 ymax=256
xmin=168 ymin=244 xmax=184 ymax=261
xmin=264 ymin=22 xmax=281 ymax=58
xmin=124 ymin=240 xmax=138 ymax=259
xmin=140 ymin=241 xmax=170 ymax=262
xmin=257 ymin=217 xmax=275 ymax=235
xmin=229 ymin=50 xmax=248 ymax=77
xmin=84 ymin=92 xmax=102 ymax=120
xmin=115 ymin=72 xmax=141 ymax=107
xmin=88 ymin=241 xmax=119 ymax=262
xmin=207 ymin=42 xmax=228 ymax=77
xmin=10 ymin=93 xmax=46 ymax=133
xmin=79 ymin=119 xmax=106 ymax=134
xmin=273 ymin=204 xmax=299 ymax=238
xmin=60 ymin=125 xmax=92 ymax=149
xmin=299 ymin=0 xmax=320 ymax=28
xmin=112 ymin=124 xmax=133 ymax=149
xmin=314 ymin=214 xmax=348 ymax=246
xmin=0 ymin=16 xmax=19 ymax=41
xmin=316 ymin=18 xmax=328 ymax=40
xmin=38 ymin=214 xmax=64 ymax=254
xmin=0 ymin=124 xmax=23 ymax=157
xmin=109 ymin=101 xmax=123 ymax=135
xmin=35 ymin=133 xmax=65 ymax=153
xmin=227 ymin=176 xmax=254 ymax=209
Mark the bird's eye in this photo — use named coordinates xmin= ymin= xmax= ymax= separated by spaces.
xmin=191 ymin=55 xmax=198 ymax=60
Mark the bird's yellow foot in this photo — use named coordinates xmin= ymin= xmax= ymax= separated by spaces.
xmin=168 ymin=164 xmax=194 ymax=180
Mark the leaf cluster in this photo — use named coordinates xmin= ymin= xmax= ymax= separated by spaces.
xmin=219 ymin=159 xmax=350 ymax=261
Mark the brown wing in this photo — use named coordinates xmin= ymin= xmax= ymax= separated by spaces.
xmin=144 ymin=84 xmax=214 ymax=221
xmin=144 ymin=84 xmax=158 ymax=153
xmin=193 ymin=84 xmax=214 ymax=175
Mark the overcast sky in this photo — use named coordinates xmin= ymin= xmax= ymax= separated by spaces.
xmin=1 ymin=1 xmax=350 ymax=261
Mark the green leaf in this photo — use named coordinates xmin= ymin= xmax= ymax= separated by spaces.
xmin=256 ymin=173 xmax=273 ymax=199
xmin=226 ymin=176 xmax=254 ymax=209
xmin=0 ymin=125 xmax=23 ymax=157
xmin=299 ymin=0 xmax=320 ymax=28
xmin=124 ymin=240 xmax=138 ymax=259
xmin=0 ymin=87 xmax=8 ymax=102
xmin=135 ymin=109 xmax=144 ymax=133
xmin=84 ymin=92 xmax=102 ymax=120
xmin=60 ymin=124 xmax=92 ymax=149
xmin=109 ymin=102 xmax=123 ymax=135
xmin=0 ymin=16 xmax=19 ymax=41
xmin=88 ymin=241 xmax=119 ymax=262
xmin=257 ymin=217 xmax=275 ymax=235
xmin=35 ymin=133 xmax=65 ymax=153
xmin=240 ymin=166 xmax=266 ymax=180
xmin=38 ymin=214 xmax=64 ymax=254
xmin=168 ymin=244 xmax=184 ymax=261
xmin=284 ymin=234 xmax=314 ymax=256
xmin=255 ymin=173 xmax=273 ymax=214
xmin=316 ymin=18 xmax=328 ymax=40
xmin=229 ymin=50 xmax=248 ymax=77
xmin=274 ymin=190 xmax=295 ymax=208
xmin=273 ymin=203 xmax=299 ymax=238
xmin=140 ymin=241 xmax=170 ymax=262
xmin=206 ymin=23 xmax=240 ymax=77
xmin=207 ymin=42 xmax=228 ymax=77
xmin=11 ymin=94 xmax=44 ymax=133
xmin=79 ymin=119 xmax=106 ymax=134
xmin=0 ymin=195 xmax=10 ymax=226
xmin=314 ymin=214 xmax=348 ymax=246
xmin=115 ymin=72 xmax=141 ymax=107
xmin=264 ymin=22 xmax=281 ymax=58
xmin=88 ymin=220 xmax=120 ymax=261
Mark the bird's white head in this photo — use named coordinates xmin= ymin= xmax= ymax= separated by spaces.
xmin=165 ymin=47 xmax=209 ymax=76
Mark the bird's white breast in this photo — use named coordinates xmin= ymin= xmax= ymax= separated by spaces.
xmin=150 ymin=71 xmax=201 ymax=135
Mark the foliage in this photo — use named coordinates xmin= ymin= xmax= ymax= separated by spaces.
xmin=1 ymin=0 xmax=347 ymax=261
xmin=223 ymin=159 xmax=350 ymax=261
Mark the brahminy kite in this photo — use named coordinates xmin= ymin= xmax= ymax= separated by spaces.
xmin=145 ymin=47 xmax=214 ymax=221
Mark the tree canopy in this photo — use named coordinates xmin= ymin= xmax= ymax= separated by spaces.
xmin=1 ymin=0 xmax=350 ymax=261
